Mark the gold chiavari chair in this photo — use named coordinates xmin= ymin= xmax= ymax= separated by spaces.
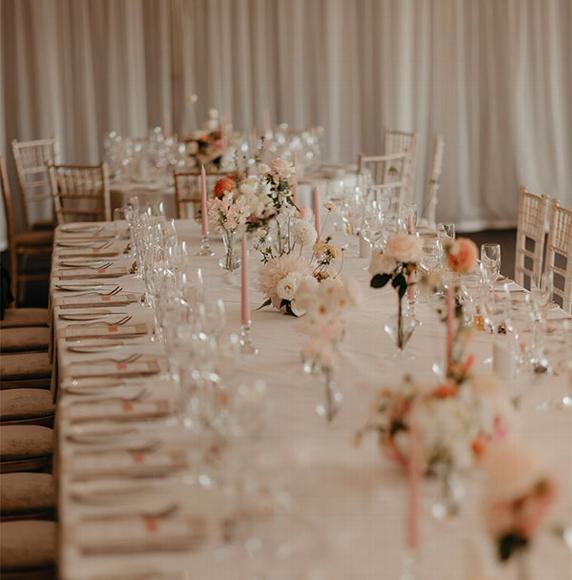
xmin=11 ymin=138 xmax=59 ymax=230
xmin=47 ymin=163 xmax=110 ymax=224
xmin=514 ymin=186 xmax=549 ymax=290
xmin=0 ymin=156 xmax=52 ymax=304
xmin=545 ymin=199 xmax=572 ymax=312
xmin=384 ymin=129 xmax=418 ymax=201
xmin=173 ymin=169 xmax=232 ymax=220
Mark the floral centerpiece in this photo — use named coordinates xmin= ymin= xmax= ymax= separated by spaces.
xmin=355 ymin=373 xmax=516 ymax=515
xmin=184 ymin=109 xmax=229 ymax=170
xmin=369 ymin=234 xmax=423 ymax=352
xmin=481 ymin=444 xmax=559 ymax=571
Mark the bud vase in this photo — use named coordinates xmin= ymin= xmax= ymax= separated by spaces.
xmin=219 ymin=230 xmax=240 ymax=272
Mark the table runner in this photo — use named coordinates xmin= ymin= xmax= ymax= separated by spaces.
xmin=51 ymin=221 xmax=572 ymax=579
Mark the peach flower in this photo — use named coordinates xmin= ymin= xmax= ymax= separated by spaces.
xmin=385 ymin=234 xmax=423 ymax=263
xmin=213 ymin=176 xmax=236 ymax=199
xmin=270 ymin=158 xmax=294 ymax=179
xmin=445 ymin=237 xmax=478 ymax=273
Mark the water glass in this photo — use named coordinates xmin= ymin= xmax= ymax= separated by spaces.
xmin=480 ymin=243 xmax=501 ymax=286
xmin=437 ymin=223 xmax=456 ymax=241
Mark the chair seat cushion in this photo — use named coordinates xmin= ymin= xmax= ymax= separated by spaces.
xmin=0 ymin=327 xmax=50 ymax=353
xmin=0 ymin=520 xmax=56 ymax=571
xmin=0 ymin=353 xmax=51 ymax=382
xmin=0 ymin=425 xmax=53 ymax=461
xmin=14 ymin=230 xmax=54 ymax=248
xmin=0 ymin=473 xmax=55 ymax=516
xmin=0 ymin=309 xmax=49 ymax=329
xmin=0 ymin=390 xmax=54 ymax=422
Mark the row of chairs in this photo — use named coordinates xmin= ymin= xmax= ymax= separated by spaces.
xmin=0 ymin=306 xmax=58 ymax=578
xmin=515 ymin=185 xmax=572 ymax=311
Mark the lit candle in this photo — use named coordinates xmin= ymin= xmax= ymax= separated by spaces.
xmin=241 ymin=235 xmax=250 ymax=326
xmin=200 ymin=164 xmax=208 ymax=237
xmin=312 ymin=186 xmax=321 ymax=238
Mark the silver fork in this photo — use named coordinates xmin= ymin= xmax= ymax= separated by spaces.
xmin=70 ymin=286 xmax=122 ymax=298
xmin=61 ymin=261 xmax=113 ymax=270
xmin=69 ymin=315 xmax=132 ymax=328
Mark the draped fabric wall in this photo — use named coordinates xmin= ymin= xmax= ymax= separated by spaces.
xmin=1 ymin=0 xmax=571 ymax=238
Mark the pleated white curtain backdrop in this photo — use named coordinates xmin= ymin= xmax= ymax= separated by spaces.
xmin=1 ymin=0 xmax=571 ymax=237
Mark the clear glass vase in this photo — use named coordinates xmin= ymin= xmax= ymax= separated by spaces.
xmin=384 ymin=297 xmax=419 ymax=356
xmin=219 ymin=229 xmax=240 ymax=271
xmin=315 ymin=368 xmax=342 ymax=422
xmin=430 ymin=462 xmax=464 ymax=521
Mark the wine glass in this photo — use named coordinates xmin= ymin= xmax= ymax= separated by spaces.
xmin=530 ymin=271 xmax=553 ymax=320
xmin=480 ymin=243 xmax=501 ymax=287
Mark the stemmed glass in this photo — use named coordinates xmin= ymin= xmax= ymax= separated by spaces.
xmin=480 ymin=243 xmax=501 ymax=288
xmin=437 ymin=223 xmax=456 ymax=241
xmin=530 ymin=271 xmax=553 ymax=320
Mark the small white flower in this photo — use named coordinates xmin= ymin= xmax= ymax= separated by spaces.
xmin=239 ymin=177 xmax=259 ymax=197
xmin=208 ymin=108 xmax=219 ymax=120
xmin=291 ymin=219 xmax=317 ymax=248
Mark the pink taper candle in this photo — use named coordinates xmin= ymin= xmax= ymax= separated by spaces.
xmin=407 ymin=412 xmax=421 ymax=550
xmin=312 ymin=186 xmax=321 ymax=238
xmin=200 ymin=164 xmax=208 ymax=236
xmin=446 ymin=285 xmax=454 ymax=375
xmin=241 ymin=235 xmax=250 ymax=325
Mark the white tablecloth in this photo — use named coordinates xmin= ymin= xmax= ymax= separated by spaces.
xmin=51 ymin=222 xmax=572 ymax=580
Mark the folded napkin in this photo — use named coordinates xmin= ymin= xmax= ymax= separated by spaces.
xmin=57 ymin=267 xmax=132 ymax=280
xmin=67 ymin=446 xmax=186 ymax=477
xmin=64 ymin=359 xmax=162 ymax=380
xmin=56 ymin=293 xmax=143 ymax=309
xmin=63 ymin=323 xmax=148 ymax=340
xmin=64 ymin=399 xmax=171 ymax=423
xmin=76 ymin=513 xmax=206 ymax=555
xmin=56 ymin=244 xmax=128 ymax=258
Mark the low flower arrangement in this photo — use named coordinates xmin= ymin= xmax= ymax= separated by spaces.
xmin=481 ymin=444 xmax=558 ymax=565
xmin=355 ymin=374 xmax=516 ymax=475
xmin=185 ymin=109 xmax=228 ymax=170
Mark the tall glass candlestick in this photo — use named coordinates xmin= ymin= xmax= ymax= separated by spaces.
xmin=197 ymin=164 xmax=214 ymax=256
xmin=240 ymin=235 xmax=258 ymax=354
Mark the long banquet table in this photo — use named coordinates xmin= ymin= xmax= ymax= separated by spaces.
xmin=51 ymin=221 xmax=572 ymax=580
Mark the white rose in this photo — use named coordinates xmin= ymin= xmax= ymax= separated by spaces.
xmin=205 ymin=119 xmax=219 ymax=132
xmin=239 ymin=177 xmax=259 ymax=197
xmin=369 ymin=250 xmax=397 ymax=277
xmin=208 ymin=108 xmax=219 ymax=120
xmin=291 ymin=219 xmax=317 ymax=248
xmin=276 ymin=272 xmax=303 ymax=302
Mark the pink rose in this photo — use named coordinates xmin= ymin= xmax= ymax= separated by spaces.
xmin=446 ymin=237 xmax=478 ymax=273
xmin=386 ymin=234 xmax=422 ymax=263
xmin=270 ymin=158 xmax=293 ymax=179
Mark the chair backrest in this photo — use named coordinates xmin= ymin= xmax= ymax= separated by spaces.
xmin=545 ymin=199 xmax=572 ymax=312
xmin=173 ymin=170 xmax=232 ymax=220
xmin=384 ymin=129 xmax=418 ymax=201
xmin=368 ymin=181 xmax=405 ymax=217
xmin=11 ymin=138 xmax=59 ymax=228
xmin=514 ymin=186 xmax=549 ymax=290
xmin=421 ymin=135 xmax=445 ymax=227
xmin=48 ymin=163 xmax=110 ymax=224
xmin=0 ymin=155 xmax=17 ymax=299
xmin=358 ymin=152 xmax=408 ymax=188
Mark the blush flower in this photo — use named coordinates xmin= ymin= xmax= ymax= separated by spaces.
xmin=369 ymin=249 xmax=397 ymax=277
xmin=386 ymin=234 xmax=423 ymax=263
xmin=213 ymin=176 xmax=236 ymax=199
xmin=445 ymin=238 xmax=478 ymax=273
xmin=270 ymin=158 xmax=294 ymax=180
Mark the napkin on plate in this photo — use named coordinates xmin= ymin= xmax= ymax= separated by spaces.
xmin=64 ymin=359 xmax=162 ymax=380
xmin=75 ymin=514 xmax=206 ymax=555
xmin=63 ymin=399 xmax=171 ymax=423
xmin=63 ymin=323 xmax=148 ymax=340
xmin=56 ymin=293 xmax=143 ymax=309
xmin=57 ymin=267 xmax=132 ymax=280
xmin=67 ymin=446 xmax=186 ymax=477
